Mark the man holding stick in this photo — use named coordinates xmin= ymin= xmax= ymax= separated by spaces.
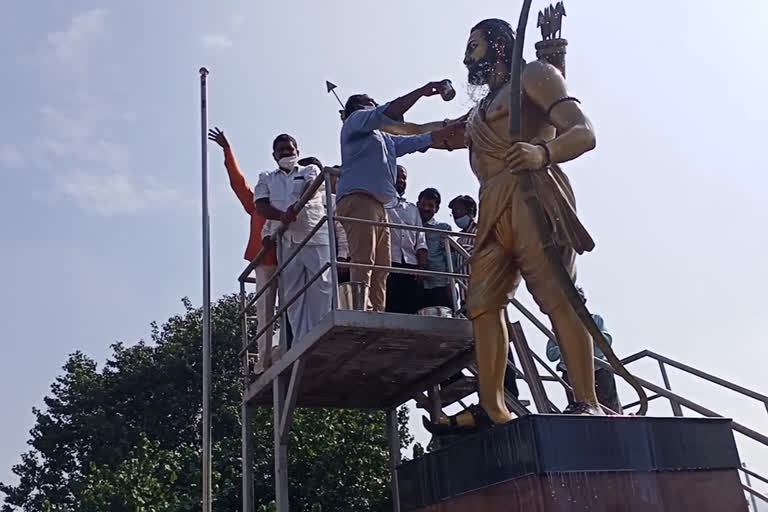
xmin=254 ymin=135 xmax=332 ymax=343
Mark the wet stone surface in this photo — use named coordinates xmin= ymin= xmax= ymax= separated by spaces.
xmin=398 ymin=415 xmax=743 ymax=511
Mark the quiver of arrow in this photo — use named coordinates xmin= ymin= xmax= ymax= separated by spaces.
xmin=535 ymin=38 xmax=568 ymax=77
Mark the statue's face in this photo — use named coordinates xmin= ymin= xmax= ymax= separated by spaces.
xmin=464 ymin=29 xmax=493 ymax=86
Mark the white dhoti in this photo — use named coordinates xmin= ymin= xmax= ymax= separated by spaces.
xmin=254 ymin=264 xmax=278 ymax=370
xmin=281 ymin=242 xmax=333 ymax=342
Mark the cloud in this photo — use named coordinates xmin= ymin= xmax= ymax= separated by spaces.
xmin=19 ymin=10 xmax=185 ymax=217
xmin=37 ymin=104 xmax=132 ymax=169
xmin=200 ymin=15 xmax=242 ymax=50
xmin=37 ymin=103 xmax=184 ymax=216
xmin=54 ymin=171 xmax=189 ymax=216
xmin=0 ymin=146 xmax=27 ymax=168
xmin=47 ymin=8 xmax=108 ymax=61
xmin=231 ymin=14 xmax=245 ymax=27
xmin=202 ymin=34 xmax=233 ymax=50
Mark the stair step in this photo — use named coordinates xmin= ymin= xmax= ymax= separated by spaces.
xmin=417 ymin=376 xmax=532 ymax=411
xmin=415 ymin=377 xmax=475 ymax=409
xmin=439 ymin=376 xmax=478 ymax=406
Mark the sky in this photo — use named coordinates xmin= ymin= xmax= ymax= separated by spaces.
xmin=1 ymin=0 xmax=768 ymax=507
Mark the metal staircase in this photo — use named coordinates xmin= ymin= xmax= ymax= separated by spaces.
xmin=495 ymin=297 xmax=768 ymax=509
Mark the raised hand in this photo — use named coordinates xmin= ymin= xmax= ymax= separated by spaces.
xmin=207 ymin=127 xmax=229 ymax=149
xmin=421 ymin=80 xmax=449 ymax=97
xmin=280 ymin=207 xmax=297 ymax=225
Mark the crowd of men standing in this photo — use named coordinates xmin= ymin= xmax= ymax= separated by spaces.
xmin=206 ymin=79 xmax=475 ymax=374
xmin=385 ymin=165 xmax=475 ymax=315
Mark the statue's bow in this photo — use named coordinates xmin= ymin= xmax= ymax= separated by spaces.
xmin=508 ymin=1 xmax=650 ymax=416
xmin=509 ymin=0 xmax=533 ymax=136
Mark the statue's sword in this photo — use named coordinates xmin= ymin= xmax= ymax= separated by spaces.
xmin=508 ymin=1 xmax=648 ymax=415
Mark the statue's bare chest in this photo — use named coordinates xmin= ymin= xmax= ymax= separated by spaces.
xmin=476 ymin=87 xmax=552 ymax=143
xmin=479 ymin=86 xmax=510 ymax=125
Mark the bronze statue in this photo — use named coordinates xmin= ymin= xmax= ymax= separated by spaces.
xmin=389 ymin=7 xmax=647 ymax=433
xmin=440 ymin=16 xmax=602 ymax=430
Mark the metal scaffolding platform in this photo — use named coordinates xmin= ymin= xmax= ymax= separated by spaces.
xmin=245 ymin=310 xmax=474 ymax=409
xmin=235 ymin=167 xmax=488 ymax=512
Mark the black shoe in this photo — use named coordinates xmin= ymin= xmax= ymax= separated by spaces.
xmin=563 ymin=401 xmax=604 ymax=416
xmin=422 ymin=404 xmax=494 ymax=436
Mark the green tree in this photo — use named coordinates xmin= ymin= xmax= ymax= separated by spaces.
xmin=1 ymin=295 xmax=412 ymax=511
xmin=78 ymin=436 xmax=197 ymax=512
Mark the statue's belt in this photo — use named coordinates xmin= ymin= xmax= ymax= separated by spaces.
xmin=474 ymin=164 xmax=593 ymax=256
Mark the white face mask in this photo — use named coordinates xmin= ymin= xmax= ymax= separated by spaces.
xmin=454 ymin=215 xmax=471 ymax=229
xmin=278 ymin=155 xmax=298 ymax=171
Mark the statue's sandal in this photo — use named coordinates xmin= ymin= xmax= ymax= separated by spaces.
xmin=422 ymin=404 xmax=496 ymax=436
xmin=563 ymin=401 xmax=604 ymax=416
xmin=424 ymin=402 xmax=604 ymax=437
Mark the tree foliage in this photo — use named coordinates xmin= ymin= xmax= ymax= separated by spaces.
xmin=1 ymin=295 xmax=412 ymax=511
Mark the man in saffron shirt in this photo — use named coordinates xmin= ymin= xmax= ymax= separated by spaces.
xmin=208 ymin=127 xmax=279 ymax=373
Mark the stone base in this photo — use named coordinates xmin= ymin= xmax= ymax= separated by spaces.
xmin=398 ymin=415 xmax=746 ymax=512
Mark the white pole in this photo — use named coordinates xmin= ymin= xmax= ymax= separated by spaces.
xmin=199 ymin=66 xmax=213 ymax=512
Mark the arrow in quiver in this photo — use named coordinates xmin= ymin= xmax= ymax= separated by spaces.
xmin=535 ymin=1 xmax=568 ymax=76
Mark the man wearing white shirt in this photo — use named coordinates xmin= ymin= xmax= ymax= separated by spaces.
xmin=386 ymin=165 xmax=428 ymax=313
xmin=254 ymin=134 xmax=332 ymax=344
xmin=298 ymin=161 xmax=350 ymax=274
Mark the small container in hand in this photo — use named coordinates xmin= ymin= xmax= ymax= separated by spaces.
xmin=439 ymin=79 xmax=456 ymax=101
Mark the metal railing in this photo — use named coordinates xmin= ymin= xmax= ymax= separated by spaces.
xmin=237 ymin=166 xmax=475 ymax=358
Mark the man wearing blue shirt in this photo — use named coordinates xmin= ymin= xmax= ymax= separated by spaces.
xmin=417 ymin=188 xmax=455 ymax=309
xmin=336 ymin=83 xmax=457 ymax=311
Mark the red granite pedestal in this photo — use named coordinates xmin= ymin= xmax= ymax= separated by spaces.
xmin=398 ymin=416 xmax=747 ymax=512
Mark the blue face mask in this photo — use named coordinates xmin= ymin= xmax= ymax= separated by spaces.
xmin=454 ymin=215 xmax=471 ymax=229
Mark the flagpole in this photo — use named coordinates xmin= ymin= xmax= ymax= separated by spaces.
xmin=199 ymin=66 xmax=213 ymax=512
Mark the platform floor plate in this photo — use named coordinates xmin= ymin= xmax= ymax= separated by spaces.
xmin=245 ymin=310 xmax=474 ymax=408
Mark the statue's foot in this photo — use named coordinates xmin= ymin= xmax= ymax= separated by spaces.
xmin=563 ymin=401 xmax=604 ymax=416
xmin=422 ymin=404 xmax=495 ymax=436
